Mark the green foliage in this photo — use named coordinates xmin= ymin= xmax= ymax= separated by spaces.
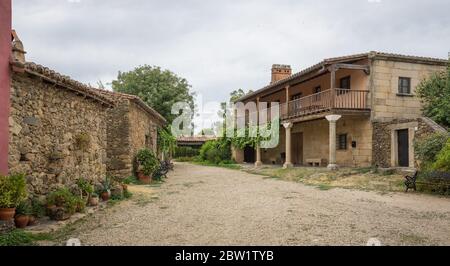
xmin=158 ymin=127 xmax=176 ymax=156
xmin=229 ymin=121 xmax=279 ymax=149
xmin=0 ymin=173 xmax=27 ymax=208
xmin=100 ymin=176 xmax=112 ymax=193
xmin=46 ymin=188 xmax=78 ymax=215
xmin=16 ymin=201 xmax=32 ymax=216
xmin=136 ymin=148 xmax=159 ymax=176
xmin=416 ymin=64 xmax=450 ymax=128
xmin=174 ymin=146 xmax=200 ymax=158
xmin=31 ymin=198 xmax=46 ymax=218
xmin=76 ymin=178 xmax=94 ymax=195
xmin=175 ymin=156 xmax=197 ymax=162
xmin=433 ymin=139 xmax=450 ymax=171
xmin=198 ymin=139 xmax=231 ymax=164
xmin=0 ymin=230 xmax=51 ymax=246
xmin=111 ymin=65 xmax=195 ymax=123
xmin=414 ymin=133 xmax=449 ymax=169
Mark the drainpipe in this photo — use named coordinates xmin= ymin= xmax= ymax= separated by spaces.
xmin=0 ymin=0 xmax=11 ymax=175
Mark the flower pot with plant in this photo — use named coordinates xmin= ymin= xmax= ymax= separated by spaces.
xmin=89 ymin=193 xmax=99 ymax=206
xmin=14 ymin=201 xmax=32 ymax=228
xmin=136 ymin=149 xmax=159 ymax=184
xmin=100 ymin=177 xmax=111 ymax=201
xmin=0 ymin=174 xmax=27 ymax=221
xmin=46 ymin=187 xmax=77 ymax=221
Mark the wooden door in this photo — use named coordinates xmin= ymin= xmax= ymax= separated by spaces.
xmin=397 ymin=129 xmax=409 ymax=167
xmin=292 ymin=132 xmax=303 ymax=165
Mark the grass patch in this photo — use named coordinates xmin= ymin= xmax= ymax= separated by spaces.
xmin=246 ymin=166 xmax=405 ymax=193
xmin=0 ymin=230 xmax=52 ymax=246
xmin=192 ymin=161 xmax=242 ymax=170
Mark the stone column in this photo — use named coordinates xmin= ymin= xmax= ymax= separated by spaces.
xmin=326 ymin=115 xmax=342 ymax=170
xmin=283 ymin=122 xmax=293 ymax=169
xmin=255 ymin=145 xmax=262 ymax=167
xmin=0 ymin=0 xmax=11 ymax=175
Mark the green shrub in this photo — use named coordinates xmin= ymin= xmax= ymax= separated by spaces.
xmin=46 ymin=188 xmax=78 ymax=215
xmin=16 ymin=201 xmax=32 ymax=216
xmin=76 ymin=178 xmax=94 ymax=196
xmin=0 ymin=173 xmax=27 ymax=208
xmin=199 ymin=139 xmax=231 ymax=164
xmin=175 ymin=156 xmax=196 ymax=162
xmin=414 ymin=133 xmax=449 ymax=169
xmin=174 ymin=146 xmax=200 ymax=158
xmin=136 ymin=148 xmax=159 ymax=176
xmin=433 ymin=139 xmax=450 ymax=171
xmin=31 ymin=198 xmax=46 ymax=218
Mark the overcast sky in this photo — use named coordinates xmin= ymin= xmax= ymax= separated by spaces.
xmin=12 ymin=0 xmax=450 ymax=130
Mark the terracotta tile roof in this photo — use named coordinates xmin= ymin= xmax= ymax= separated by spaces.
xmin=20 ymin=62 xmax=115 ymax=106
xmin=95 ymin=89 xmax=167 ymax=125
xmin=237 ymin=51 xmax=448 ymax=102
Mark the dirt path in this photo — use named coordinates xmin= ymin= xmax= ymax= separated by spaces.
xmin=59 ymin=163 xmax=450 ymax=246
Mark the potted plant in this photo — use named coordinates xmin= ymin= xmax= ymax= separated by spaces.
xmin=136 ymin=148 xmax=159 ymax=184
xmin=14 ymin=201 xmax=31 ymax=228
xmin=88 ymin=192 xmax=99 ymax=206
xmin=0 ymin=174 xmax=27 ymax=221
xmin=46 ymin=187 xmax=77 ymax=221
xmin=76 ymin=178 xmax=94 ymax=204
xmin=100 ymin=177 xmax=111 ymax=201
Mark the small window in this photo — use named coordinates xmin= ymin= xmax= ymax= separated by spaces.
xmin=337 ymin=134 xmax=348 ymax=150
xmin=398 ymin=77 xmax=411 ymax=94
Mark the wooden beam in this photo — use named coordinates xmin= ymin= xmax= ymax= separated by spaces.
xmin=335 ymin=63 xmax=370 ymax=75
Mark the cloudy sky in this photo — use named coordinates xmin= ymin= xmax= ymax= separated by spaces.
xmin=12 ymin=0 xmax=450 ymax=130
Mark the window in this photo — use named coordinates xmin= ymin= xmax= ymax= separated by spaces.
xmin=337 ymin=134 xmax=348 ymax=150
xmin=398 ymin=77 xmax=411 ymax=94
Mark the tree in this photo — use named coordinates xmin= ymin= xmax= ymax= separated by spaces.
xmin=112 ymin=65 xmax=196 ymax=123
xmin=230 ymin=89 xmax=253 ymax=103
xmin=416 ymin=62 xmax=450 ymax=128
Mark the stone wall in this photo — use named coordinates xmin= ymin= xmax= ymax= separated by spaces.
xmin=106 ymin=99 xmax=160 ymax=179
xmin=372 ymin=117 xmax=446 ymax=168
xmin=9 ymin=73 xmax=109 ymax=196
xmin=371 ymin=59 xmax=446 ymax=122
xmin=106 ymin=100 xmax=132 ymax=178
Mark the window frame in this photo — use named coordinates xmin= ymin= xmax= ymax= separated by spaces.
xmin=398 ymin=77 xmax=412 ymax=95
xmin=337 ymin=133 xmax=348 ymax=150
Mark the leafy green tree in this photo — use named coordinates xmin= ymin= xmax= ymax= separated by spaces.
xmin=416 ymin=62 xmax=450 ymax=128
xmin=112 ymin=65 xmax=196 ymax=123
xmin=230 ymin=89 xmax=253 ymax=103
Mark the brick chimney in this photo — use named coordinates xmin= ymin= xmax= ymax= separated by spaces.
xmin=271 ymin=64 xmax=291 ymax=84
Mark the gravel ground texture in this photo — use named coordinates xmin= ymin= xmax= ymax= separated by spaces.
xmin=57 ymin=163 xmax=450 ymax=246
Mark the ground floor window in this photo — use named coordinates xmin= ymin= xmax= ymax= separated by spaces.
xmin=337 ymin=134 xmax=348 ymax=150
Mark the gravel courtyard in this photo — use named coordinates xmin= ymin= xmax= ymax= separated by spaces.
xmin=62 ymin=163 xmax=450 ymax=246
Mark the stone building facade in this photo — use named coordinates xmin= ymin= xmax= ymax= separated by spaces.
xmin=96 ymin=90 xmax=166 ymax=178
xmin=234 ymin=52 xmax=448 ymax=169
xmin=8 ymin=61 xmax=114 ymax=196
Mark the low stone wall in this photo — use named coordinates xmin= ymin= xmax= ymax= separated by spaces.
xmin=9 ymin=73 xmax=109 ymax=196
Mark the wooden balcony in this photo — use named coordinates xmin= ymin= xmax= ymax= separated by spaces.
xmin=280 ymin=88 xmax=370 ymax=120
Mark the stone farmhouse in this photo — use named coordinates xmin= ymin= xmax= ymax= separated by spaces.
xmin=233 ymin=52 xmax=448 ymax=169
xmin=7 ymin=32 xmax=165 ymax=196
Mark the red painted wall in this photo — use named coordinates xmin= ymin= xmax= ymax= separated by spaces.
xmin=0 ymin=0 xmax=12 ymax=175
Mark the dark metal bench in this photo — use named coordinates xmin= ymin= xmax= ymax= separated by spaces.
xmin=404 ymin=170 xmax=418 ymax=192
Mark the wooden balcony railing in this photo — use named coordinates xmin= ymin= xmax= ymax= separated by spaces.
xmin=234 ymin=89 xmax=369 ymax=122
xmin=280 ymin=88 xmax=369 ymax=120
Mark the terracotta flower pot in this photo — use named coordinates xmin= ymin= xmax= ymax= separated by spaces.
xmin=101 ymin=191 xmax=110 ymax=201
xmin=14 ymin=215 xmax=30 ymax=228
xmin=137 ymin=171 xmax=152 ymax=184
xmin=0 ymin=208 xmax=16 ymax=221
xmin=89 ymin=196 xmax=99 ymax=206
xmin=122 ymin=184 xmax=128 ymax=192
